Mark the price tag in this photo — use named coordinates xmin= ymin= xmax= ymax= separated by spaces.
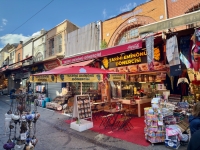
xmin=20 ymin=133 xmax=26 ymax=140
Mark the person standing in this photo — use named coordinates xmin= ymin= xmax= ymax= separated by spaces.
xmin=10 ymin=88 xmax=16 ymax=104
xmin=189 ymin=102 xmax=200 ymax=135
xmin=187 ymin=129 xmax=200 ymax=150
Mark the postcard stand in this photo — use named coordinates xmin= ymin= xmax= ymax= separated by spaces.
xmin=70 ymin=95 xmax=93 ymax=132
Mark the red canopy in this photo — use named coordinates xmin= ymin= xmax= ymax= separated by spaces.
xmin=33 ymin=66 xmax=119 ymax=75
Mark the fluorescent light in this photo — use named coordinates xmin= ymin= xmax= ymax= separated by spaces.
xmin=139 ymin=82 xmax=146 ymax=83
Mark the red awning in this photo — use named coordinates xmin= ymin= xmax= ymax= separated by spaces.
xmin=33 ymin=66 xmax=119 ymax=75
xmin=55 ymin=59 xmax=94 ymax=70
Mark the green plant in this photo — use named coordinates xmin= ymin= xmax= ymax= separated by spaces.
xmin=100 ymin=39 xmax=108 ymax=49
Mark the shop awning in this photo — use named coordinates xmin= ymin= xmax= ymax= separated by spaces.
xmin=33 ymin=59 xmax=94 ymax=75
xmin=55 ymin=59 xmax=94 ymax=70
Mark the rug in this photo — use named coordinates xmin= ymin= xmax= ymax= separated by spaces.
xmin=65 ymin=116 xmax=150 ymax=147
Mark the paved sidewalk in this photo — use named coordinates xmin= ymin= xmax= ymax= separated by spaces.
xmin=0 ymin=95 xmax=187 ymax=150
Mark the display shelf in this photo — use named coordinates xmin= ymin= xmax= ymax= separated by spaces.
xmin=144 ymin=98 xmax=166 ymax=146
xmin=71 ymin=95 xmax=93 ymax=132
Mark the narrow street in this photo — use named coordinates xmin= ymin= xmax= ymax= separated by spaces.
xmin=0 ymin=95 xmax=187 ymax=150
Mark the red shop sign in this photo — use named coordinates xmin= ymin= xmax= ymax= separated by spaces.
xmin=62 ymin=40 xmax=143 ymax=65
xmin=44 ymin=59 xmax=61 ymax=70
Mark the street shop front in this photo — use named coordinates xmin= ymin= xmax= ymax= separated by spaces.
xmin=62 ymin=38 xmax=168 ymax=117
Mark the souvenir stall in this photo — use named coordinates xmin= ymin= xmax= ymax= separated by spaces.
xmin=101 ymin=36 xmax=169 ymax=117
xmin=144 ymin=96 xmax=189 ymax=149
xmin=3 ymin=93 xmax=40 ymax=150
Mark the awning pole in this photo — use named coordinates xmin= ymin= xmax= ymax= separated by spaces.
xmin=80 ymin=82 xmax=82 ymax=95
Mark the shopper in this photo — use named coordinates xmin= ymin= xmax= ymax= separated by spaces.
xmin=189 ymin=102 xmax=200 ymax=135
xmin=187 ymin=129 xmax=200 ymax=150
xmin=10 ymin=88 xmax=16 ymax=103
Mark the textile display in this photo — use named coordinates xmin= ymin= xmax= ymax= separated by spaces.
xmin=179 ymin=36 xmax=192 ymax=68
xmin=166 ymin=36 xmax=180 ymax=66
xmin=145 ymin=35 xmax=154 ymax=70
xmin=35 ymin=85 xmax=45 ymax=93
xmin=191 ymin=28 xmax=200 ymax=72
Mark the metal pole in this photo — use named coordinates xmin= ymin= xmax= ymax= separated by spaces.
xmin=80 ymin=82 xmax=82 ymax=95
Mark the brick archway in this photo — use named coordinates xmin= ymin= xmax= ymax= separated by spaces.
xmin=108 ymin=15 xmax=156 ymax=47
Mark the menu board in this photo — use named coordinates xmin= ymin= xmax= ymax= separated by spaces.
xmin=72 ymin=95 xmax=92 ymax=120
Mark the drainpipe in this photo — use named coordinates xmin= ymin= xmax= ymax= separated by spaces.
xmin=164 ymin=0 xmax=168 ymax=19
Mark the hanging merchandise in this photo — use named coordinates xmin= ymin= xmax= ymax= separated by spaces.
xmin=145 ymin=35 xmax=154 ymax=70
xmin=177 ymin=77 xmax=189 ymax=98
xmin=191 ymin=28 xmax=200 ymax=72
xmin=179 ymin=35 xmax=192 ymax=69
xmin=166 ymin=35 xmax=181 ymax=76
xmin=3 ymin=93 xmax=40 ymax=150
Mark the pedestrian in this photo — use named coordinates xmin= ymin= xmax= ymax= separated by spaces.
xmin=10 ymin=88 xmax=16 ymax=104
xmin=187 ymin=129 xmax=200 ymax=150
xmin=189 ymin=102 xmax=200 ymax=135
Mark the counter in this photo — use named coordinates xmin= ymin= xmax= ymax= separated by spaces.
xmin=111 ymin=97 xmax=151 ymax=117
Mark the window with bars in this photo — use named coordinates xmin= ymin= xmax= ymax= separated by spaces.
xmin=10 ymin=52 xmax=14 ymax=60
xmin=57 ymin=35 xmax=62 ymax=53
xmin=117 ymin=28 xmax=139 ymax=45
xmin=49 ymin=38 xmax=54 ymax=56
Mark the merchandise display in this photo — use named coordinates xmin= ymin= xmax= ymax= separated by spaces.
xmin=3 ymin=93 xmax=40 ymax=150
xmin=144 ymin=98 xmax=165 ymax=146
xmin=70 ymin=95 xmax=93 ymax=132
xmin=76 ymin=95 xmax=92 ymax=119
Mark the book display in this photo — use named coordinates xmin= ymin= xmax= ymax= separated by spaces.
xmin=144 ymin=98 xmax=165 ymax=146
xmin=70 ymin=95 xmax=93 ymax=132
xmin=77 ymin=96 xmax=92 ymax=119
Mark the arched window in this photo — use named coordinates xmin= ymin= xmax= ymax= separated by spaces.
xmin=35 ymin=52 xmax=43 ymax=62
xmin=116 ymin=28 xmax=139 ymax=45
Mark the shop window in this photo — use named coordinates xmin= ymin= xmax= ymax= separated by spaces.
xmin=57 ymin=34 xmax=62 ymax=53
xmin=18 ymin=53 xmax=20 ymax=62
xmin=49 ymin=38 xmax=54 ymax=56
xmin=35 ymin=52 xmax=43 ymax=62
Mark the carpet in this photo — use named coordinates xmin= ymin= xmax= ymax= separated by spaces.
xmin=65 ymin=116 xmax=150 ymax=147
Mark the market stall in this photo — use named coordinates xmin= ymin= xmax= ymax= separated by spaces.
xmin=31 ymin=66 xmax=123 ymax=132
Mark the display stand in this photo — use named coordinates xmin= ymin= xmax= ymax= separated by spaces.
xmin=70 ymin=95 xmax=93 ymax=132
xmin=144 ymin=98 xmax=165 ymax=146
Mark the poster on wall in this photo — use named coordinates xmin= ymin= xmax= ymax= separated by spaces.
xmin=57 ymin=74 xmax=103 ymax=82
xmin=145 ymin=35 xmax=154 ymax=70
xmin=29 ymin=75 xmax=56 ymax=82
xmin=107 ymin=74 xmax=126 ymax=81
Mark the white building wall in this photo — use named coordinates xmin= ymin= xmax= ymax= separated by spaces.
xmin=23 ymin=41 xmax=33 ymax=59
xmin=65 ymin=21 xmax=101 ymax=58
xmin=8 ymin=47 xmax=16 ymax=65
xmin=33 ymin=33 xmax=46 ymax=61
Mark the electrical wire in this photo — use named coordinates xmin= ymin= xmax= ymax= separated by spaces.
xmin=10 ymin=0 xmax=55 ymax=34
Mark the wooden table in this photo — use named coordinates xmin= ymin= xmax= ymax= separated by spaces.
xmin=113 ymin=97 xmax=151 ymax=117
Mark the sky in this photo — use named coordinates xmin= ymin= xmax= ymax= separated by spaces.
xmin=0 ymin=0 xmax=150 ymax=50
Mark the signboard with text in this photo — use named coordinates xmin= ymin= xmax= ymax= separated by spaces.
xmin=30 ymin=75 xmax=56 ymax=83
xmin=57 ymin=74 xmax=103 ymax=82
xmin=62 ymin=40 xmax=142 ymax=65
xmin=102 ymin=47 xmax=165 ymax=73
xmin=107 ymin=74 xmax=126 ymax=81
xmin=44 ymin=59 xmax=61 ymax=71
